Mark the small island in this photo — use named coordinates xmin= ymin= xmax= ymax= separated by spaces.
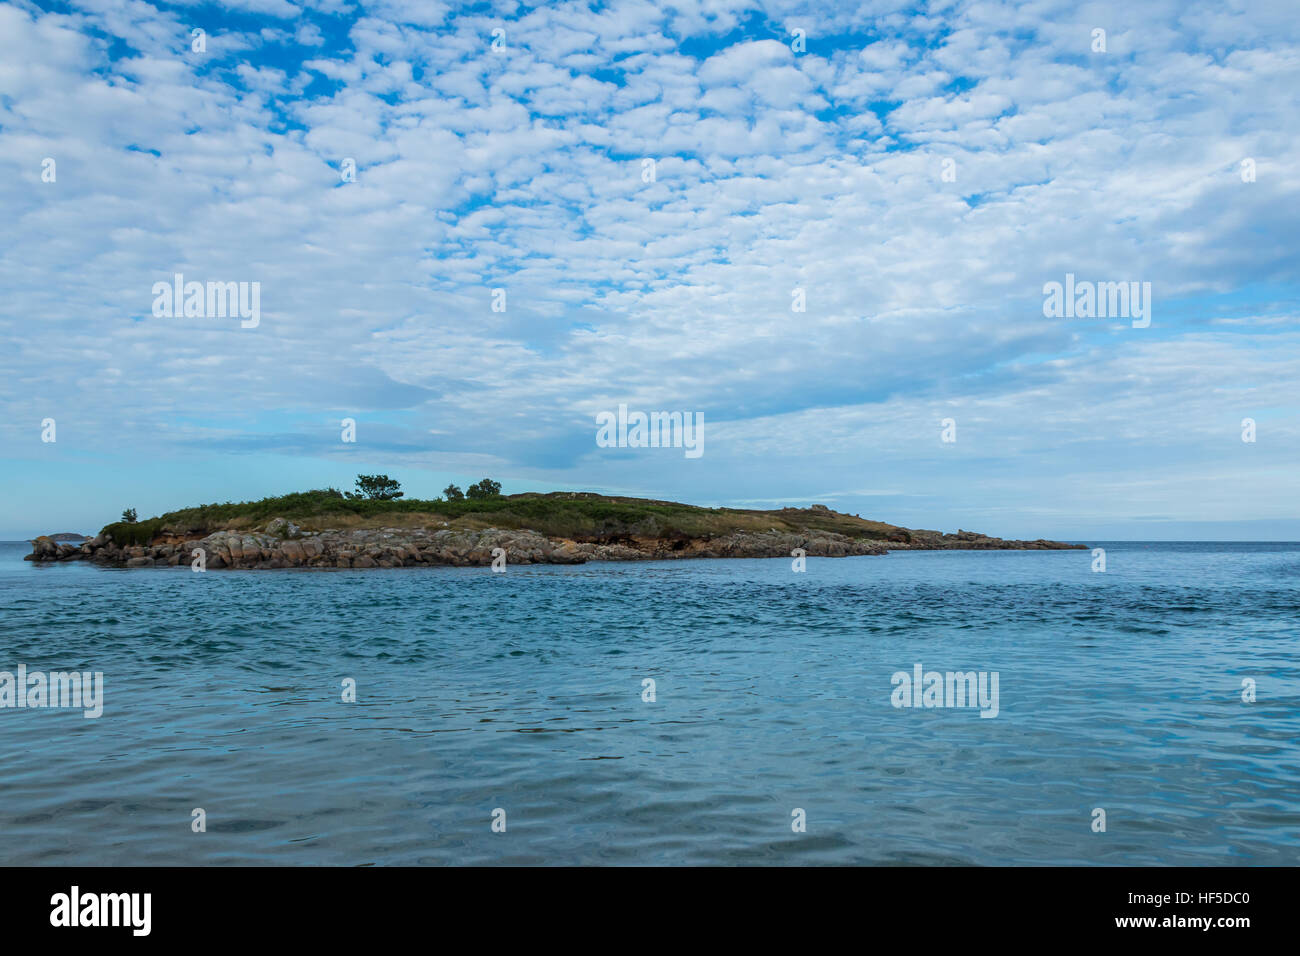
xmin=25 ymin=477 xmax=1085 ymax=569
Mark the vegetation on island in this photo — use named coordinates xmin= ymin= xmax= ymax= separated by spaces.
xmin=100 ymin=474 xmax=1081 ymax=551
xmin=347 ymin=474 xmax=404 ymax=501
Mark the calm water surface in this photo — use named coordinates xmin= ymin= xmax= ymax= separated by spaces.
xmin=1 ymin=540 xmax=1297 ymax=865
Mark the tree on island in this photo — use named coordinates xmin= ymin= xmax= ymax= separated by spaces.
xmin=466 ymin=478 xmax=503 ymax=500
xmin=442 ymin=479 xmax=502 ymax=501
xmin=348 ymin=474 xmax=404 ymax=500
xmin=121 ymin=508 xmax=138 ymax=523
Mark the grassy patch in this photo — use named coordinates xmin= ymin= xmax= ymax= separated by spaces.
xmin=97 ymin=489 xmax=907 ymax=544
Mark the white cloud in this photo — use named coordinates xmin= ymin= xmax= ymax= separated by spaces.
xmin=0 ymin=0 xmax=1297 ymax=536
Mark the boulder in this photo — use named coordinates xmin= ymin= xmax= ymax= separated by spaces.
xmin=265 ymin=517 xmax=302 ymax=538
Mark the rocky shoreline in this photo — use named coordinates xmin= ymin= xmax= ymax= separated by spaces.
xmin=25 ymin=518 xmax=1084 ymax=568
xmin=25 ymin=520 xmax=895 ymax=569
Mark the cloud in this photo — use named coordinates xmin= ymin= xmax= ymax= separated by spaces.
xmin=0 ymin=0 xmax=1298 ymax=537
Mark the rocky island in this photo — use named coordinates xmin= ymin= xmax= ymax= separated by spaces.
xmin=25 ymin=488 xmax=1085 ymax=569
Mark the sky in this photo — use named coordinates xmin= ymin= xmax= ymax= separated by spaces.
xmin=1 ymin=0 xmax=1298 ymax=541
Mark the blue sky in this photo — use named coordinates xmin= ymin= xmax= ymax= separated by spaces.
xmin=2 ymin=0 xmax=1298 ymax=540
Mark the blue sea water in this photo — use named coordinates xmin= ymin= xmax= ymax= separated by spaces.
xmin=0 ymin=540 xmax=1297 ymax=866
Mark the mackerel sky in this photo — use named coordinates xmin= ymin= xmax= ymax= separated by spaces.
xmin=2 ymin=0 xmax=1298 ymax=540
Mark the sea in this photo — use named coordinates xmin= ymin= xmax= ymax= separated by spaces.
xmin=1 ymin=540 xmax=1297 ymax=865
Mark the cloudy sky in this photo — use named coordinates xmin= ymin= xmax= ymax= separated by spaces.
xmin=2 ymin=0 xmax=1297 ymax=540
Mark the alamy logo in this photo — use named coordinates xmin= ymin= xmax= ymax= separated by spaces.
xmin=595 ymin=404 xmax=703 ymax=459
xmin=1042 ymin=273 xmax=1151 ymax=328
xmin=152 ymin=273 xmax=260 ymax=328
xmin=890 ymin=663 xmax=999 ymax=718
xmin=50 ymin=886 xmax=150 ymax=936
xmin=0 ymin=665 xmax=103 ymax=718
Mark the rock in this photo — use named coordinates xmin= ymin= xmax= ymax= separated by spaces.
xmin=538 ymin=540 xmax=578 ymax=563
xmin=265 ymin=517 xmax=302 ymax=539
xmin=29 ymin=536 xmax=58 ymax=560
xmin=239 ymin=536 xmax=262 ymax=563
xmin=21 ymin=513 xmax=943 ymax=569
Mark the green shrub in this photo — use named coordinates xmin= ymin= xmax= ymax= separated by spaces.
xmin=103 ymin=517 xmax=164 ymax=546
xmin=466 ymin=478 xmax=502 ymax=500
xmin=349 ymin=474 xmax=404 ymax=500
